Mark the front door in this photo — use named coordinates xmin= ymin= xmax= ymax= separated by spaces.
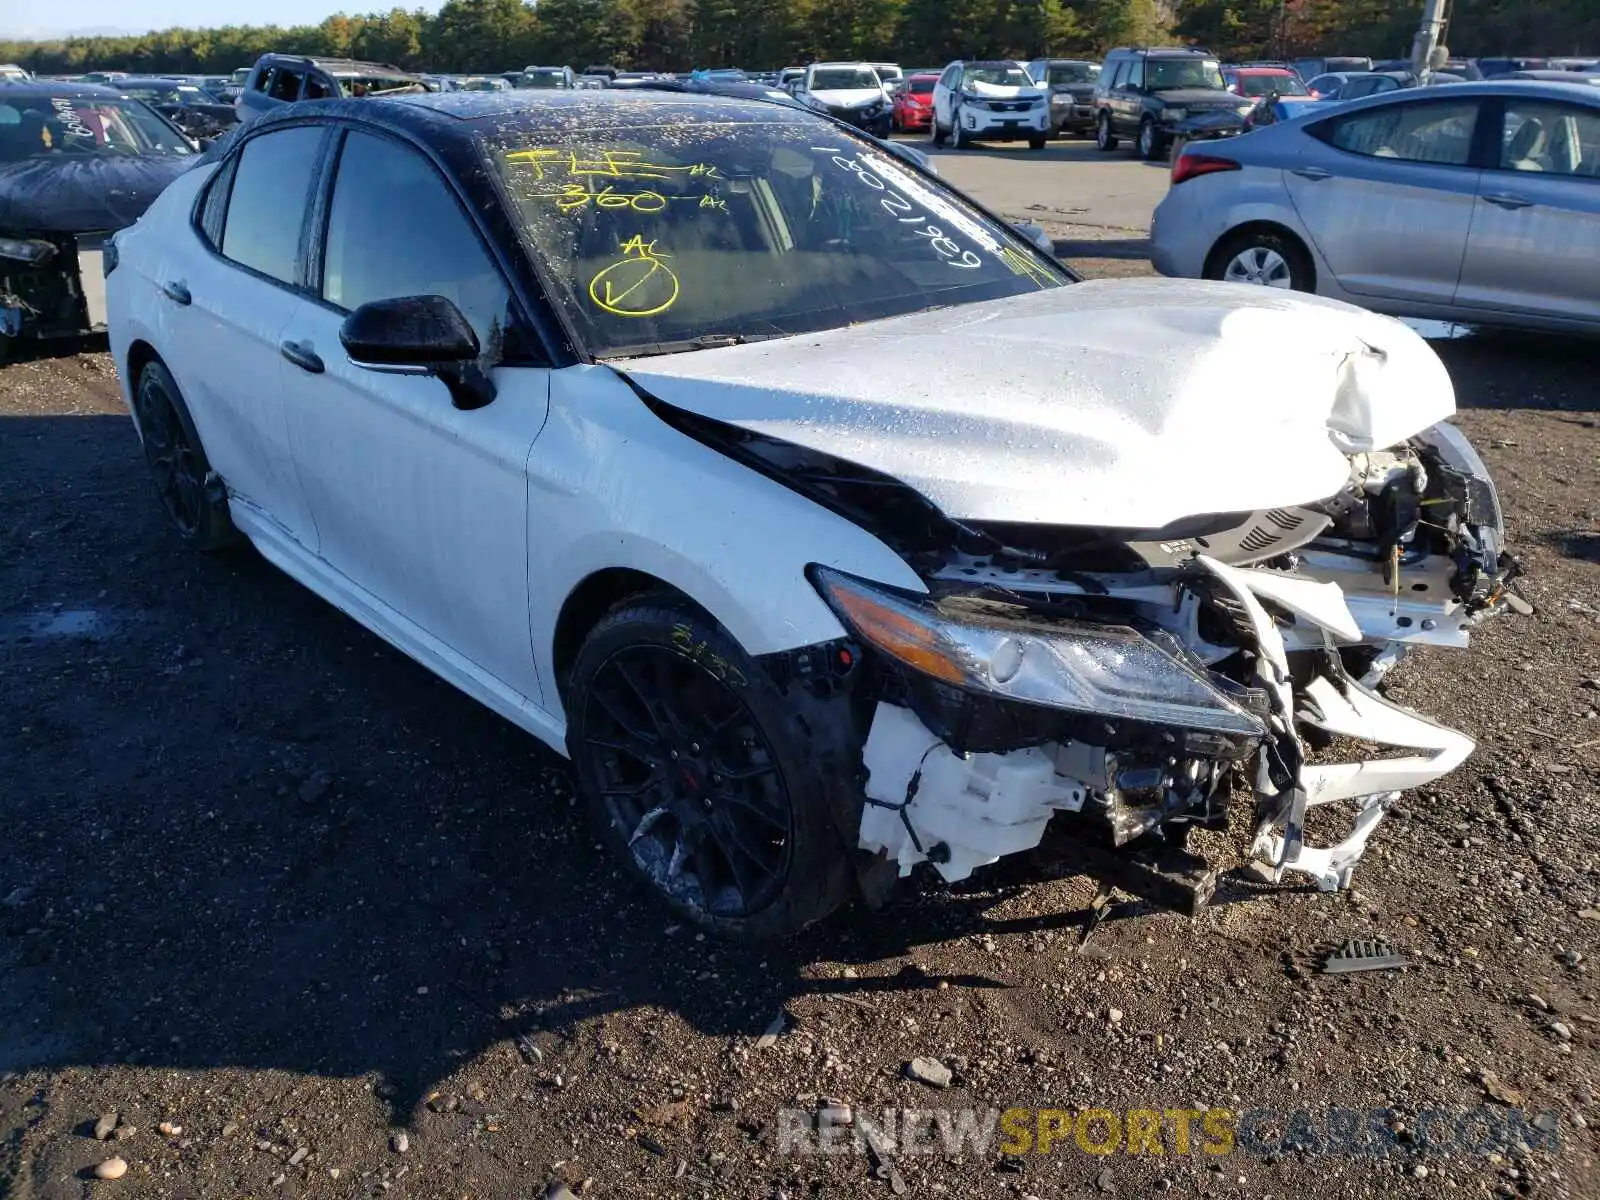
xmin=1287 ymin=96 xmax=1484 ymax=304
xmin=1454 ymin=96 xmax=1600 ymax=327
xmin=278 ymin=126 xmax=550 ymax=702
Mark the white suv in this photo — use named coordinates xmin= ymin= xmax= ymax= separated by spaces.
xmin=930 ymin=59 xmax=1050 ymax=149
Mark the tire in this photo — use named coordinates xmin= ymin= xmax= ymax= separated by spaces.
xmin=1205 ymin=227 xmax=1315 ymax=292
xmin=131 ymin=359 xmax=240 ymax=551
xmin=931 ymin=114 xmax=946 ymax=147
xmin=951 ymin=108 xmax=969 ymax=149
xmin=1095 ymin=111 xmax=1118 ymax=151
xmin=1028 ymin=134 xmax=1047 ymax=150
xmin=1138 ymin=117 xmax=1163 ymax=160
xmin=566 ymin=594 xmax=855 ymax=940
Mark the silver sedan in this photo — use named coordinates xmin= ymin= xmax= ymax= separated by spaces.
xmin=1150 ymin=80 xmax=1600 ymax=334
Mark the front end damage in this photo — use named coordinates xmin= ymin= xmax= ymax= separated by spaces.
xmin=791 ymin=423 xmax=1526 ymax=912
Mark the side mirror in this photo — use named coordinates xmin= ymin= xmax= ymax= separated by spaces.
xmin=339 ymin=295 xmax=496 ymax=411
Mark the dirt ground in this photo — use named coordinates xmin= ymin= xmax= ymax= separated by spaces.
xmin=1 ymin=254 xmax=1597 ymax=1200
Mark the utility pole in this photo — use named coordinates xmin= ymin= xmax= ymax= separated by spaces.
xmin=1409 ymin=0 xmax=1450 ymax=77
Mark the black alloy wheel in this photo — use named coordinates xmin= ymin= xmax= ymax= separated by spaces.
xmin=579 ymin=643 xmax=792 ymax=919
xmin=133 ymin=361 xmax=222 ymax=546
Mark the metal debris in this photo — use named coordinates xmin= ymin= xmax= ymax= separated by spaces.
xmin=755 ymin=1011 xmax=786 ymax=1049
xmin=1321 ymin=938 xmax=1413 ymax=974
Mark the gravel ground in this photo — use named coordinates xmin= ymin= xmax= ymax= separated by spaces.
xmin=1 ymin=257 xmax=1596 ymax=1200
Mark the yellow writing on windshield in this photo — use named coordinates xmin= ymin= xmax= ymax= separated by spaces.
xmin=998 ymin=245 xmax=1056 ymax=289
xmin=589 ymin=235 xmax=680 ymax=318
xmin=506 ymin=147 xmax=725 ymax=182
xmin=532 ymin=180 xmax=669 ymax=213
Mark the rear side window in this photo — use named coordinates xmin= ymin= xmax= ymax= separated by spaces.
xmin=1318 ymin=99 xmax=1479 ymax=165
xmin=220 ymin=125 xmax=324 ymax=284
xmin=303 ymin=74 xmax=335 ymax=100
xmin=320 ymin=130 xmax=514 ymax=356
xmin=1499 ymin=100 xmax=1600 ymax=177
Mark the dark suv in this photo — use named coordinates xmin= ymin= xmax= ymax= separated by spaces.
xmin=1025 ymin=58 xmax=1101 ymax=136
xmin=237 ymin=55 xmax=426 ymax=124
xmin=1094 ymin=46 xmax=1250 ymax=159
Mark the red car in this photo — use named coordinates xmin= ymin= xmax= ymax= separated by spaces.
xmin=892 ymin=73 xmax=938 ymax=130
xmin=1221 ymin=67 xmax=1311 ymax=100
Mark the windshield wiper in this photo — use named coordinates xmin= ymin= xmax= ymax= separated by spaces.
xmin=602 ymin=332 xmax=788 ymax=360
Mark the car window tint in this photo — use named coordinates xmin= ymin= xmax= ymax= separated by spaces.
xmin=322 ymin=130 xmax=512 ymax=355
xmin=304 ymin=75 xmax=334 ymax=100
xmin=1126 ymin=59 xmax=1144 ymax=89
xmin=1500 ymin=100 xmax=1600 ymax=177
xmin=1325 ymin=99 xmax=1479 ymax=165
xmin=197 ymin=155 xmax=236 ymax=247
xmin=220 ymin=125 xmax=323 ymax=284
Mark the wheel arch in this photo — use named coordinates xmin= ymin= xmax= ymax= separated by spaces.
xmin=551 ymin=567 xmax=705 ymax=702
xmin=1204 ymin=220 xmax=1318 ymax=289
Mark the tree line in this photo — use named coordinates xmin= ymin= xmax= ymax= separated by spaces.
xmin=0 ymin=0 xmax=1592 ymax=78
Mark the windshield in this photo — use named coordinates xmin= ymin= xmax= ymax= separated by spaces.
xmin=907 ymin=77 xmax=935 ymax=95
xmin=1047 ymin=63 xmax=1100 ymax=85
xmin=488 ymin=119 xmax=1066 ymax=359
xmin=1146 ymin=59 xmax=1225 ymax=90
xmin=0 ymin=96 xmax=194 ymax=161
xmin=962 ymin=65 xmax=1032 ymax=88
xmin=1238 ymin=73 xmax=1307 ymax=96
xmin=523 ymin=69 xmax=569 ymax=89
xmin=811 ymin=68 xmax=880 ymax=90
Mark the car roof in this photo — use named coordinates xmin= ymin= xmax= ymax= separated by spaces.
xmin=953 ymin=60 xmax=1027 ymax=68
xmin=257 ymin=54 xmax=414 ymax=76
xmin=0 ymin=79 xmax=125 ymax=99
xmin=1232 ymin=66 xmax=1296 ymax=73
xmin=248 ymin=87 xmax=821 ymax=143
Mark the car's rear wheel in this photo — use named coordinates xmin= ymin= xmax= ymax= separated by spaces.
xmin=1096 ymin=111 xmax=1118 ymax=151
xmin=1138 ymin=118 xmax=1162 ymax=160
xmin=566 ymin=595 xmax=855 ymax=940
xmin=1207 ymin=228 xmax=1314 ymax=291
xmin=131 ymin=359 xmax=239 ymax=551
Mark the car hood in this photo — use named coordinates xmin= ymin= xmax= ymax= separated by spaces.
xmin=1154 ymin=87 xmax=1243 ymax=105
xmin=615 ymin=280 xmax=1457 ymax=530
xmin=0 ymin=154 xmax=196 ymax=234
xmin=812 ymin=87 xmax=884 ymax=108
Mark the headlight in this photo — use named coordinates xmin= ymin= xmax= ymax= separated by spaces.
xmin=1050 ymin=93 xmax=1069 ymax=105
xmin=1162 ymin=107 xmax=1187 ymax=121
xmin=0 ymin=236 xmax=56 ymax=265
xmin=1237 ymin=103 xmax=1257 ymax=116
xmin=811 ymin=568 xmax=1268 ymax=738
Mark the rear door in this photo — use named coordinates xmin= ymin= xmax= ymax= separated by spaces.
xmin=1286 ymin=96 xmax=1485 ymax=303
xmin=167 ymin=122 xmax=328 ymax=549
xmin=1454 ymin=95 xmax=1600 ymax=327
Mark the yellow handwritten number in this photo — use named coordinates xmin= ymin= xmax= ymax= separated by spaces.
xmin=589 ymin=236 xmax=680 ymax=318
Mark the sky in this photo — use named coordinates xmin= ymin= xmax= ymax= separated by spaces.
xmin=1 ymin=0 xmax=442 ymax=39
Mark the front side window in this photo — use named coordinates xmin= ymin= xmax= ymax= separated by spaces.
xmin=220 ymin=125 xmax=324 ymax=284
xmin=0 ymin=96 xmax=194 ymax=161
xmin=1499 ymin=100 xmax=1600 ymax=177
xmin=1322 ymin=99 xmax=1479 ymax=165
xmin=322 ymin=130 xmax=514 ymax=355
xmin=268 ymin=68 xmax=304 ymax=102
xmin=488 ymin=115 xmax=1067 ymax=359
xmin=1144 ymin=58 xmax=1224 ymax=90
xmin=1108 ymin=60 xmax=1131 ymax=89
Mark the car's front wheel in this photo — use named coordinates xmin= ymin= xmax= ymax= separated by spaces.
xmin=951 ymin=108 xmax=969 ymax=149
xmin=1028 ymin=133 xmax=1047 ymax=150
xmin=131 ymin=359 xmax=239 ymax=551
xmin=931 ymin=112 xmax=946 ymax=147
xmin=566 ymin=594 xmax=855 ymax=940
xmin=1095 ymin=111 xmax=1118 ymax=151
xmin=1138 ymin=117 xmax=1162 ymax=160
xmin=1207 ymin=228 xmax=1315 ymax=292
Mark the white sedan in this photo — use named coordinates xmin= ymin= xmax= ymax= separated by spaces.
xmin=107 ymin=88 xmax=1520 ymax=938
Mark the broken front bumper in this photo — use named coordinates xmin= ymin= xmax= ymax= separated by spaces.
xmin=856 ymin=554 xmax=1475 ymax=905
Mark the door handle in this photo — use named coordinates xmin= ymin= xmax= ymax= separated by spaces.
xmin=1290 ymin=166 xmax=1331 ymax=180
xmin=1482 ymin=192 xmax=1533 ymax=210
xmin=161 ymin=280 xmax=191 ymax=305
xmin=279 ymin=340 xmax=325 ymax=374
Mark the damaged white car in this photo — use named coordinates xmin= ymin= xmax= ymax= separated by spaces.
xmin=107 ymin=89 xmax=1524 ymax=938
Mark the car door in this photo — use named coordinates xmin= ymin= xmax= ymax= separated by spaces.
xmin=1454 ymin=96 xmax=1600 ymax=326
xmin=1286 ymin=96 xmax=1484 ymax=303
xmin=1114 ymin=56 xmax=1143 ymax=135
xmin=933 ymin=64 xmax=958 ymax=130
xmin=276 ymin=125 xmax=549 ymax=702
xmin=163 ymin=122 xmax=327 ymax=549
